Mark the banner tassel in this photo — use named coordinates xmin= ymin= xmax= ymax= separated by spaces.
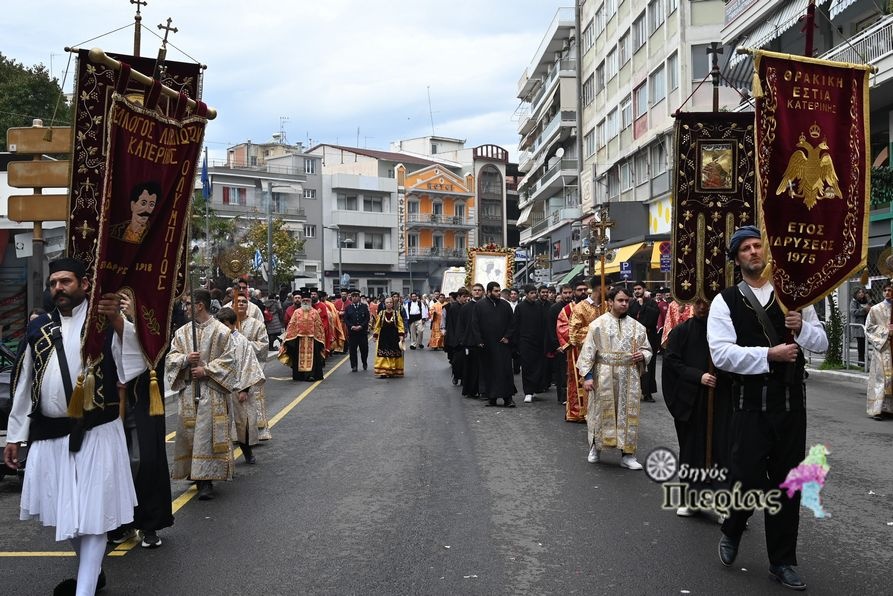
xmin=68 ymin=373 xmax=85 ymax=418
xmin=149 ymin=369 xmax=165 ymax=416
xmin=860 ymin=268 xmax=869 ymax=286
xmin=752 ymin=71 xmax=763 ymax=99
xmin=82 ymin=367 xmax=97 ymax=411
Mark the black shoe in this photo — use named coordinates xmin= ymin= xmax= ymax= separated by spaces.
xmin=504 ymin=400 xmax=516 ymax=408
xmin=642 ymin=395 xmax=656 ymax=403
xmin=197 ymin=481 xmax=214 ymax=501
xmin=363 ymin=364 xmax=368 ymax=370
xmin=140 ymin=530 xmax=162 ymax=549
xmin=54 ymin=579 xmax=76 ymax=596
xmin=485 ymin=400 xmax=498 ymax=407
xmin=872 ymin=414 xmax=884 ymax=420
xmin=769 ymin=564 xmax=806 ymax=591
xmin=718 ymin=534 xmax=738 ymax=567
xmin=410 ymin=345 xmax=416 ymax=350
xmin=106 ymin=526 xmax=135 ymax=544
xmin=452 ymin=377 xmax=460 ymax=385
xmin=97 ymin=569 xmax=106 ymax=592
xmin=351 ymin=367 xmax=357 ymax=372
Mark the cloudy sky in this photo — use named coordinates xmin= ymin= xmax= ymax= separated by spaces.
xmin=4 ymin=0 xmax=570 ymax=161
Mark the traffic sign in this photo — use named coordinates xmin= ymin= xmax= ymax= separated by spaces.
xmin=620 ymin=261 xmax=631 ymax=280
xmin=660 ymin=254 xmax=672 ymax=273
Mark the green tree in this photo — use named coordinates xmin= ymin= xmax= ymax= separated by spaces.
xmin=822 ymin=294 xmax=844 ymax=368
xmin=243 ymin=219 xmax=306 ymax=288
xmin=0 ymin=53 xmax=72 ymax=150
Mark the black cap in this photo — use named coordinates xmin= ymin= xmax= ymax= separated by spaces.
xmin=48 ymin=257 xmax=87 ymax=278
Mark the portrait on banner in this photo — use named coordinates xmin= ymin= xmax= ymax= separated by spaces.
xmin=698 ymin=141 xmax=735 ymax=192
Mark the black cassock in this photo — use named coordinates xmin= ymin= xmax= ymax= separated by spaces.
xmin=661 ymin=316 xmax=732 ymax=481
xmin=471 ymin=296 xmax=516 ymax=403
xmin=513 ymin=299 xmax=546 ymax=395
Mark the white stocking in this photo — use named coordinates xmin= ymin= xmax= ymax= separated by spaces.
xmin=75 ymin=534 xmax=105 ymax=596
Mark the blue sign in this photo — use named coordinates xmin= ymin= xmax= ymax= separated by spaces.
xmin=660 ymin=254 xmax=672 ymax=273
xmin=620 ymin=261 xmax=631 ymax=279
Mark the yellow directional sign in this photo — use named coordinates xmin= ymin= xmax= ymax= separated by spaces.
xmin=7 ymin=194 xmax=69 ymax=222
xmin=8 ymin=160 xmax=70 ymax=188
xmin=6 ymin=127 xmax=72 ymax=155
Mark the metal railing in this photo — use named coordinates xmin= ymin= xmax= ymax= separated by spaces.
xmin=406 ymin=247 xmax=465 ymax=259
xmin=405 ymin=213 xmax=471 ymax=225
xmin=820 ymin=14 xmax=893 ymax=65
xmin=211 ymin=159 xmax=306 ymax=177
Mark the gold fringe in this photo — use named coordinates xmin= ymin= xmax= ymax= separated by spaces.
xmin=82 ymin=368 xmax=96 ymax=411
xmin=67 ymin=373 xmax=85 ymax=418
xmin=149 ymin=369 xmax=164 ymax=416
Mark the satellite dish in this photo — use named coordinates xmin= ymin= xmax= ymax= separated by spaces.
xmin=555 ymin=147 xmax=565 ymax=158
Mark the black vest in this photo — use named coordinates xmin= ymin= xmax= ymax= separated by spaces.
xmin=14 ymin=311 xmax=120 ymax=442
xmin=719 ymin=286 xmax=806 ymax=412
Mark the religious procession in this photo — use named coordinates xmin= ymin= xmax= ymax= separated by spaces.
xmin=2 ymin=1 xmax=893 ymax=595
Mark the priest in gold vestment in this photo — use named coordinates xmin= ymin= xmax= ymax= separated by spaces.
xmin=279 ymin=294 xmax=327 ymax=382
xmin=577 ymin=286 xmax=651 ymax=470
xmin=166 ymin=289 xmax=240 ymax=500
xmin=865 ymin=282 xmax=893 ymax=420
xmin=559 ymin=279 xmax=603 ymax=422
xmin=234 ymin=294 xmax=272 ymax=440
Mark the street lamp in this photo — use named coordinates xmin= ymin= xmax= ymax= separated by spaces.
xmin=324 ymin=224 xmax=353 ymax=292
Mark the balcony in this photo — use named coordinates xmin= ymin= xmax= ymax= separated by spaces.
xmin=212 ymin=159 xmax=305 ymax=177
xmin=331 ymin=209 xmax=397 ymax=229
xmin=519 ymin=159 xmax=578 ymax=209
xmin=519 ymin=206 xmax=581 ymax=245
xmin=406 ymin=247 xmax=466 ymax=261
xmin=478 ymin=211 xmax=503 ymax=225
xmin=405 ymin=213 xmax=476 ymax=229
xmin=214 ymin=202 xmax=306 ymax=220
xmin=328 ymin=247 xmax=398 ymax=267
xmin=820 ymin=14 xmax=893 ymax=70
xmin=518 ymin=150 xmax=533 ymax=173
xmin=330 ymin=173 xmax=398 ymax=193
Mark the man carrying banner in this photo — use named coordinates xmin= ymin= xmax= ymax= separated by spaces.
xmin=166 ymin=289 xmax=241 ymax=501
xmin=708 ymin=226 xmax=827 ymax=591
xmin=3 ymin=258 xmax=145 ymax=595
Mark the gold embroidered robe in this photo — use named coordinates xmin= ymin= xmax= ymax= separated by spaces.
xmin=228 ymin=330 xmax=266 ymax=446
xmin=865 ymin=301 xmax=893 ymax=416
xmin=576 ymin=312 xmax=651 ymax=453
xmin=428 ymin=302 xmax=444 ymax=348
xmin=561 ymin=299 xmax=602 ymax=422
xmin=279 ymin=308 xmax=326 ymax=372
xmin=238 ymin=316 xmax=271 ymax=437
xmin=166 ymin=318 xmax=239 ymax=481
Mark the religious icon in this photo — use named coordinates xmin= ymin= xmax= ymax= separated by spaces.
xmin=775 ymin=123 xmax=842 ymax=210
xmin=697 ymin=141 xmax=735 ymax=192
xmin=468 ymin=249 xmax=513 ymax=289
xmin=110 ymin=181 xmax=160 ymax=244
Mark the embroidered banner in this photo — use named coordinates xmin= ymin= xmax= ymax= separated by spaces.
xmin=754 ymin=50 xmax=871 ymax=312
xmin=82 ymin=86 xmax=207 ymax=368
xmin=68 ymin=49 xmax=201 ymax=280
xmin=671 ymin=111 xmax=757 ymax=302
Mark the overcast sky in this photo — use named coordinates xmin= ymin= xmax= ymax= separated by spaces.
xmin=4 ymin=0 xmax=570 ymax=162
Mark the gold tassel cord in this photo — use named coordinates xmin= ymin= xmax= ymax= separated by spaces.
xmin=67 ymin=373 xmax=85 ymax=418
xmin=82 ymin=368 xmax=97 ymax=411
xmin=148 ymin=368 xmax=165 ymax=416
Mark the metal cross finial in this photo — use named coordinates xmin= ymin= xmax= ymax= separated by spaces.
xmin=130 ymin=0 xmax=147 ymax=15
xmin=158 ymin=17 xmax=178 ymax=46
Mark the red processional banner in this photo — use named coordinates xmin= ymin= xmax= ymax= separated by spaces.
xmin=82 ymin=75 xmax=208 ymax=369
xmin=754 ymin=50 xmax=871 ymax=312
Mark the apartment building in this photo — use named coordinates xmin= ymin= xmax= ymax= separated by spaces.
xmin=515 ymin=7 xmax=581 ymax=283
xmin=579 ymin=0 xmax=732 ymax=283
xmin=206 ymin=139 xmax=322 ymax=287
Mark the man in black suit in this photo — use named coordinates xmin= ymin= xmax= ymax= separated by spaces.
xmin=344 ymin=291 xmax=371 ymax=371
xmin=627 ymin=281 xmax=661 ymax=402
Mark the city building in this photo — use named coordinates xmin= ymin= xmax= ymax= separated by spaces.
xmin=578 ymin=0 xmax=733 ymax=285
xmin=515 ymin=7 xmax=581 ymax=284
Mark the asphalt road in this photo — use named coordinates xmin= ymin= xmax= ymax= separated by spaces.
xmin=1 ymin=349 xmax=891 ymax=595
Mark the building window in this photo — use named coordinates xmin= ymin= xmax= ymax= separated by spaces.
xmin=635 ymin=151 xmax=649 ymax=185
xmin=583 ymin=75 xmax=595 ymax=106
xmin=364 ymin=232 xmax=384 ymax=250
xmin=455 ymin=234 xmax=466 ymax=251
xmin=651 ymin=140 xmax=667 ymax=176
xmin=633 ymin=11 xmax=647 ymax=50
xmin=431 ymin=143 xmax=438 ymax=154
xmin=667 ymin=52 xmax=679 ymax=90
xmin=582 ymin=19 xmax=595 ymax=53
xmin=595 ymin=3 xmax=606 ymax=36
xmin=668 ymin=0 xmax=678 ymax=14
xmin=407 ymin=233 xmax=418 ymax=249
xmin=607 ymin=169 xmax=620 ymax=199
xmin=432 ymin=201 xmax=443 ymax=216
xmin=222 ymin=187 xmax=247 ymax=206
xmin=621 ymin=95 xmax=632 ymax=129
xmin=337 ymin=194 xmax=358 ymax=210
xmin=432 ymin=234 xmax=444 ymax=250
xmin=407 ymin=200 xmax=419 ymax=215
xmin=650 ymin=65 xmax=666 ymax=105
xmin=606 ymin=108 xmax=619 ymax=140
xmin=606 ymin=0 xmax=617 ymax=19
xmin=387 ymin=168 xmax=395 ymax=178
xmin=339 ymin=231 xmax=358 ymax=247
xmin=304 ymin=224 xmax=316 ymax=238
xmin=363 ymin=195 xmax=384 ymax=212
xmin=618 ymin=30 xmax=631 ymax=67
xmin=303 ymin=188 xmax=316 ymax=200
xmin=304 ymin=158 xmax=315 ymax=174
xmin=648 ymin=0 xmax=665 ymax=35
xmin=455 ymin=202 xmax=466 ymax=221
xmin=596 ymin=120 xmax=606 ymax=149
xmin=691 ymin=44 xmax=711 ymax=81
xmin=634 ymin=82 xmax=648 ymax=119
xmin=595 ymin=62 xmax=605 ymax=93
xmin=620 ymin=162 xmax=632 ymax=191
xmin=606 ymin=48 xmax=618 ymax=81
xmin=584 ymin=128 xmax=596 ymax=157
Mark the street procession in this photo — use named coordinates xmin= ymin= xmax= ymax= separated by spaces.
xmin=3 ymin=1 xmax=893 ymax=594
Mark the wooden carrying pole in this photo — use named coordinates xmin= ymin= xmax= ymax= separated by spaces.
xmin=63 ymin=47 xmax=218 ymax=120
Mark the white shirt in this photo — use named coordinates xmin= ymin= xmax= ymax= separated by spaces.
xmin=6 ymin=300 xmax=147 ymax=444
xmin=708 ymin=282 xmax=828 ymax=376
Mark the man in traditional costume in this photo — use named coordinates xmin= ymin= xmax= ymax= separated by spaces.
xmin=372 ymin=297 xmax=405 ymax=378
xmin=280 ymin=294 xmax=327 ymax=382
xmin=344 ymin=290 xmax=371 ymax=372
xmin=559 ymin=278 xmax=602 ymax=422
xmin=661 ymin=298 xmax=732 ymax=518
xmin=320 ymin=291 xmax=345 ymax=354
xmin=310 ymin=290 xmax=334 ymax=355
xmin=216 ymin=307 xmax=265 ymax=465
xmin=708 ymin=226 xmax=827 ymax=591
xmin=864 ymin=281 xmax=893 ymax=420
xmin=234 ymin=294 xmax=272 ymax=440
xmin=4 ymin=258 xmax=144 ymax=595
xmin=546 ymin=284 xmax=574 ymax=405
xmin=513 ymin=285 xmax=546 ymax=403
xmin=577 ymin=286 xmax=650 ymax=470
xmin=628 ymin=281 xmax=661 ymax=403
xmin=428 ymin=294 xmax=445 ymax=350
xmin=472 ymin=282 xmax=517 ymax=407
xmin=167 ymin=289 xmax=241 ymax=501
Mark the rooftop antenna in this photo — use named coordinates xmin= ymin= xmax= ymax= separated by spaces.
xmin=279 ymin=116 xmax=289 ymax=144
xmin=427 ymin=86 xmax=436 ymax=136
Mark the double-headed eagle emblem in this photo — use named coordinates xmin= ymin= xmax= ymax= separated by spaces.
xmin=775 ymin=123 xmax=841 ymax=210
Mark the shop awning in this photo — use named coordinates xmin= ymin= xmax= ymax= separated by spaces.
xmin=601 ymin=242 xmax=644 ymax=274
xmin=830 ymin=0 xmax=857 ymax=19
xmin=729 ymin=0 xmax=831 ymax=66
xmin=517 ymin=204 xmax=534 ymax=227
xmin=559 ymin=263 xmax=586 ymax=285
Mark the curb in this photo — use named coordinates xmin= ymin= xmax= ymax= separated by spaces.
xmin=806 ymin=367 xmax=868 ymax=381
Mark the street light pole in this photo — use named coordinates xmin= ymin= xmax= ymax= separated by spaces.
xmin=266 ymin=182 xmax=274 ymax=291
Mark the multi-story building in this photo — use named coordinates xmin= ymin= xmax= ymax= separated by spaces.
xmin=205 ymin=139 xmax=322 ymax=287
xmin=578 ymin=0 xmax=733 ymax=283
xmin=721 ymin=0 xmax=893 ymax=258
xmin=515 ymin=7 xmax=581 ymax=283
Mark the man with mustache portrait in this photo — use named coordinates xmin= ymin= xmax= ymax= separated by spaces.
xmin=110 ymin=181 xmax=160 ymax=244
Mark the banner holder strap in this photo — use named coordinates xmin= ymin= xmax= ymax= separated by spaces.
xmin=64 ymin=46 xmax=218 ymax=120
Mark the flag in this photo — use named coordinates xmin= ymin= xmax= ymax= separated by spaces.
xmin=201 ymin=152 xmax=211 ymax=199
xmin=753 ymin=50 xmax=871 ymax=312
xmin=252 ymin=248 xmax=263 ymax=270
